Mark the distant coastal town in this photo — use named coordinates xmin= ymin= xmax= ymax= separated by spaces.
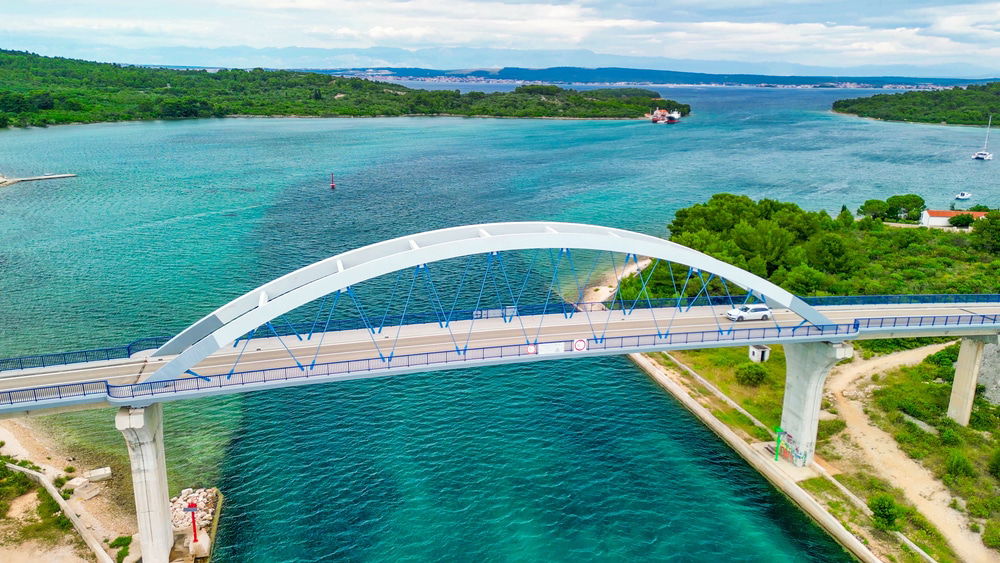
xmin=333 ymin=69 xmax=955 ymax=90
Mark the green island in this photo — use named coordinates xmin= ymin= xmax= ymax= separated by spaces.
xmin=833 ymin=82 xmax=1000 ymax=125
xmin=0 ymin=50 xmax=689 ymax=127
xmin=615 ymin=194 xmax=1000 ymax=560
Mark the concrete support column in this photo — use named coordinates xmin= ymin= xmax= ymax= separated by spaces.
xmin=779 ymin=341 xmax=853 ymax=466
xmin=116 ymin=403 xmax=172 ymax=563
xmin=947 ymin=335 xmax=1000 ymax=426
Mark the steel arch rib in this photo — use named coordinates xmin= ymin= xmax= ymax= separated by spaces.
xmin=146 ymin=222 xmax=831 ymax=382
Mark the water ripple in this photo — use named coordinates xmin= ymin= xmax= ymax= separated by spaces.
xmin=213 ymin=358 xmax=849 ymax=562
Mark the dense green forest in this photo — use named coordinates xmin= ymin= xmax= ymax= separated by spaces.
xmin=833 ymin=83 xmax=1000 ymax=125
xmin=0 ymin=50 xmax=690 ymax=127
xmin=619 ymin=194 xmax=1000 ymax=300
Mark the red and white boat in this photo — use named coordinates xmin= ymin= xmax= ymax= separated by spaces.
xmin=649 ymin=108 xmax=681 ymax=124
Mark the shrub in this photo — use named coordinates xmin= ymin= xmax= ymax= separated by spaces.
xmin=869 ymin=493 xmax=900 ymax=531
xmin=967 ymin=496 xmax=1000 ymax=519
xmin=64 ymin=466 xmax=75 ymax=474
xmin=946 ymin=450 xmax=976 ymax=478
xmin=925 ymin=344 xmax=960 ymax=368
xmin=972 ymin=211 xmax=1000 ymax=253
xmin=940 ymin=428 xmax=962 ymax=446
xmin=948 ymin=214 xmax=975 ymax=228
xmin=989 ymin=450 xmax=1000 ymax=481
xmin=53 ymin=476 xmax=67 ymax=488
xmin=735 ymin=363 xmax=767 ymax=387
xmin=984 ymin=520 xmax=1000 ymax=549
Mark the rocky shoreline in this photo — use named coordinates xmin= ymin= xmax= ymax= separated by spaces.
xmin=170 ymin=488 xmax=218 ymax=534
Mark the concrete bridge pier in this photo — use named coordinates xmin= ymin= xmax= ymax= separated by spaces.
xmin=947 ymin=335 xmax=1000 ymax=426
xmin=779 ymin=341 xmax=853 ymax=466
xmin=116 ymin=404 xmax=173 ymax=563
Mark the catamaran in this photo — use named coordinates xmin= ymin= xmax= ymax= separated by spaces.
xmin=973 ymin=115 xmax=993 ymax=160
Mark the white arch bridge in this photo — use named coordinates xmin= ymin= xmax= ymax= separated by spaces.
xmin=1 ymin=221 xmax=998 ymax=562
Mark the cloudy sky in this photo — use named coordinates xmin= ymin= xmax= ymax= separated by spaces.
xmin=3 ymin=1 xmax=1000 ymax=75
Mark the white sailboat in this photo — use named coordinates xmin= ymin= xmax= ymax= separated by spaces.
xmin=973 ymin=115 xmax=993 ymax=160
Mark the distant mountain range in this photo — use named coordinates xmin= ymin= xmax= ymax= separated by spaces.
xmin=307 ymin=67 xmax=997 ymax=88
xmin=7 ymin=39 xmax=1000 ymax=79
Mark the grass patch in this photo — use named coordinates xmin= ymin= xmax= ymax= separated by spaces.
xmin=818 ymin=419 xmax=847 ymax=442
xmin=836 ymin=471 xmax=958 ymax=562
xmin=985 ymin=520 xmax=1000 ymax=549
xmin=110 ymin=535 xmax=132 ymax=563
xmin=0 ymin=454 xmax=77 ymax=546
xmin=713 ymin=408 xmax=772 ymax=441
xmin=17 ymin=487 xmax=73 ymax=544
xmin=0 ymin=457 xmax=35 ymax=515
xmin=670 ymin=346 xmax=787 ymax=429
xmin=799 ymin=476 xmax=837 ymax=495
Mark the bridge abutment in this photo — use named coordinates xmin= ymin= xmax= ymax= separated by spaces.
xmin=947 ymin=335 xmax=1000 ymax=426
xmin=779 ymin=341 xmax=853 ymax=466
xmin=115 ymin=403 xmax=173 ymax=563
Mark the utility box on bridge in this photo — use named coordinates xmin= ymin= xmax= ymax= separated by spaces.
xmin=749 ymin=345 xmax=771 ymax=363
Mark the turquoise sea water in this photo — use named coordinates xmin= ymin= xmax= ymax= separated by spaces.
xmin=1 ymin=88 xmax=996 ymax=560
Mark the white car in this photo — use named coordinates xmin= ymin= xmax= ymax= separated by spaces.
xmin=725 ymin=304 xmax=772 ymax=321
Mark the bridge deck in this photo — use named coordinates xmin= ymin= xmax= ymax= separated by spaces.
xmin=2 ymin=302 xmax=998 ymax=404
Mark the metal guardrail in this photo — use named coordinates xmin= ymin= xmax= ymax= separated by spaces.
xmin=106 ymin=322 xmax=859 ymax=401
xmin=2 ymin=312 xmax=998 ymax=409
xmin=856 ymin=313 xmax=1000 ymax=329
xmin=0 ymin=337 xmax=169 ymax=373
xmin=2 ymin=323 xmax=851 ymax=407
xmin=1 ymin=294 xmax=998 ymax=374
xmin=802 ymin=294 xmax=1000 ymax=307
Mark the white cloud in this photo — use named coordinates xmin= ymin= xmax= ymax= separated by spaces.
xmin=4 ymin=0 xmax=1000 ymax=70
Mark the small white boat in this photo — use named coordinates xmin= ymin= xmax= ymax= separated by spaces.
xmin=955 ymin=192 xmax=973 ymax=200
xmin=973 ymin=115 xmax=993 ymax=160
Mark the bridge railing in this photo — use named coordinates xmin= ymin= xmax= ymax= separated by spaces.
xmin=0 ymin=323 xmax=857 ymax=407
xmin=2 ymin=312 xmax=999 ymax=409
xmin=3 ymin=293 xmax=999 ymax=374
xmin=802 ymin=294 xmax=1000 ymax=307
xmin=856 ymin=313 xmax=1000 ymax=329
xmin=104 ymin=322 xmax=860 ymax=401
xmin=0 ymin=380 xmax=109 ymax=407
xmin=226 ymin=293 xmax=1000 ymax=345
xmin=0 ymin=336 xmax=170 ymax=373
